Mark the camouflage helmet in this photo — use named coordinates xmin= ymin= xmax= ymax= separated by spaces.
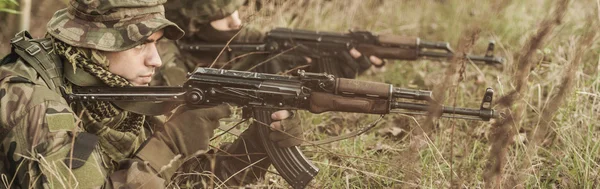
xmin=47 ymin=0 xmax=184 ymax=52
xmin=166 ymin=0 xmax=245 ymax=24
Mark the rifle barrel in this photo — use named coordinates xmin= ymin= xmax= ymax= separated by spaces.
xmin=418 ymin=51 xmax=504 ymax=64
xmin=391 ymin=101 xmax=495 ymax=120
xmin=419 ymin=40 xmax=453 ymax=52
xmin=392 ymin=88 xmax=432 ymax=101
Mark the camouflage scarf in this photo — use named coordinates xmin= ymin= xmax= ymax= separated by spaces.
xmin=53 ymin=39 xmax=146 ymax=166
xmin=53 ymin=40 xmax=145 ymax=134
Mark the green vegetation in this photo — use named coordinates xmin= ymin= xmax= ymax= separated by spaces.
xmin=0 ymin=0 xmax=19 ymax=14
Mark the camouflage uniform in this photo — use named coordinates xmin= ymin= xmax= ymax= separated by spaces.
xmin=152 ymin=0 xmax=374 ymax=87
xmin=0 ymin=0 xmax=300 ymax=188
xmin=0 ymin=0 xmax=185 ymax=187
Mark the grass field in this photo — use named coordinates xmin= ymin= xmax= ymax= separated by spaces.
xmin=1 ymin=0 xmax=599 ymax=188
xmin=226 ymin=0 xmax=600 ymax=188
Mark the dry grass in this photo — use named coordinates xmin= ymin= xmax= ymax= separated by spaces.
xmin=483 ymin=0 xmax=570 ymax=188
xmin=238 ymin=0 xmax=600 ymax=188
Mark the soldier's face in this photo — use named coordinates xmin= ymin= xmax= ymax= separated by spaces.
xmin=105 ymin=30 xmax=164 ymax=86
xmin=210 ymin=10 xmax=242 ymax=31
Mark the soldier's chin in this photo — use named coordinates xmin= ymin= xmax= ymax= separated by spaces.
xmin=131 ymin=83 xmax=149 ymax=86
xmin=132 ymin=76 xmax=153 ymax=86
xmin=131 ymin=79 xmax=151 ymax=86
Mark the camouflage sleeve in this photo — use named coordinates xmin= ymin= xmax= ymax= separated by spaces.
xmin=0 ymin=74 xmax=166 ymax=188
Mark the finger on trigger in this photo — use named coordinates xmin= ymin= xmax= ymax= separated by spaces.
xmin=349 ymin=48 xmax=362 ymax=58
xmin=304 ymin=56 xmax=312 ymax=63
xmin=270 ymin=121 xmax=282 ymax=131
xmin=370 ymin=56 xmax=383 ymax=66
xmin=271 ymin=110 xmax=290 ymax=120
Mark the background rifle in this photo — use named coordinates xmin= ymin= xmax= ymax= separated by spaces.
xmin=62 ymin=68 xmax=497 ymax=189
xmin=179 ymin=28 xmax=504 ymax=74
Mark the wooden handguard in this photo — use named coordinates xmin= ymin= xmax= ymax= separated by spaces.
xmin=378 ymin=35 xmax=419 ymax=47
xmin=355 ymin=34 xmax=420 ymax=60
xmin=335 ymin=78 xmax=392 ymax=97
xmin=309 ymin=92 xmax=390 ymax=114
xmin=356 ymin=44 xmax=418 ymax=60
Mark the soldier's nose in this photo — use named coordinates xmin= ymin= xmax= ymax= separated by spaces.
xmin=145 ymin=44 xmax=162 ymax=68
xmin=229 ymin=11 xmax=242 ymax=30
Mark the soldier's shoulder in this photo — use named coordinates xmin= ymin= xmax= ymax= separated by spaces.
xmin=0 ymin=59 xmax=69 ymax=125
xmin=0 ymin=58 xmax=44 ymax=84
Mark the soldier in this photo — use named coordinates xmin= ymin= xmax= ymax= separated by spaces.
xmin=0 ymin=0 xmax=301 ymax=188
xmin=152 ymin=0 xmax=384 ymax=87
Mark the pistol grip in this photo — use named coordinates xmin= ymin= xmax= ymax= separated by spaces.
xmin=310 ymin=56 xmax=349 ymax=78
xmin=253 ymin=108 xmax=319 ymax=189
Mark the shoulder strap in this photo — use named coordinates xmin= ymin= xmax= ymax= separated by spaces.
xmin=10 ymin=31 xmax=64 ymax=93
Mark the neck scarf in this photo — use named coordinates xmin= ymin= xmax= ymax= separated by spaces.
xmin=53 ymin=39 xmax=147 ymax=168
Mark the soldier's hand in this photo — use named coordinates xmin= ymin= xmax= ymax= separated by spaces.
xmin=162 ymin=104 xmax=231 ymax=155
xmin=349 ymin=48 xmax=384 ymax=67
xmin=269 ymin=110 xmax=303 ymax=148
xmin=135 ymin=104 xmax=231 ymax=179
xmin=159 ymin=104 xmax=231 ymax=156
xmin=321 ymin=48 xmax=385 ymax=78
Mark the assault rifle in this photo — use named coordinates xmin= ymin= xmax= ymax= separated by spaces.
xmin=179 ymin=28 xmax=504 ymax=75
xmin=62 ymin=68 xmax=497 ymax=189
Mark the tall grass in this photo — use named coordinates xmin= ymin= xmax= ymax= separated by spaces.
xmin=238 ymin=0 xmax=600 ymax=188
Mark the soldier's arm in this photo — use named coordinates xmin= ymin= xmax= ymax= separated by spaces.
xmin=0 ymin=76 xmax=166 ymax=188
